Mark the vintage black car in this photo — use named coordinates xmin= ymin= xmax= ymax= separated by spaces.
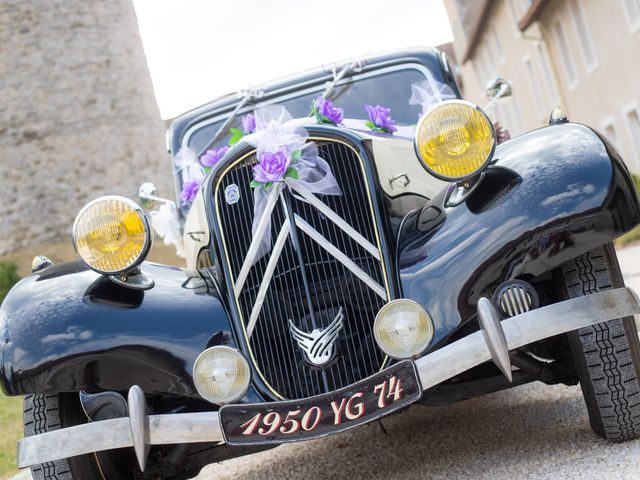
xmin=2 ymin=47 xmax=640 ymax=480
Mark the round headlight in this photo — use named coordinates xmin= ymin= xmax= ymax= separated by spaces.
xmin=373 ymin=299 xmax=434 ymax=359
xmin=415 ymin=100 xmax=496 ymax=181
xmin=193 ymin=346 xmax=251 ymax=405
xmin=72 ymin=196 xmax=152 ymax=275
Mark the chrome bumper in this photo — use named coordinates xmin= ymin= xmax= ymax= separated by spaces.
xmin=17 ymin=287 xmax=640 ymax=470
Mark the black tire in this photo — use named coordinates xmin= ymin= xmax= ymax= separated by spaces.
xmin=559 ymin=243 xmax=640 ymax=441
xmin=24 ymin=393 xmax=135 ymax=480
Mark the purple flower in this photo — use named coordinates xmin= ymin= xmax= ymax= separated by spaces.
xmin=365 ymin=104 xmax=397 ymax=133
xmin=253 ymin=147 xmax=291 ymax=184
xmin=180 ymin=180 xmax=201 ymax=204
xmin=315 ymin=97 xmax=344 ymax=124
xmin=200 ymin=145 xmax=229 ymax=168
xmin=242 ymin=113 xmax=256 ymax=134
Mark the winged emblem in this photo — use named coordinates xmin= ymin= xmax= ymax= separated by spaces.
xmin=288 ymin=307 xmax=344 ymax=367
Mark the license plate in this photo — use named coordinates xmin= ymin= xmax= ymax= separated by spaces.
xmin=220 ymin=361 xmax=421 ymax=445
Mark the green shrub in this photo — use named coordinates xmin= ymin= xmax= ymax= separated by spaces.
xmin=0 ymin=261 xmax=20 ymax=303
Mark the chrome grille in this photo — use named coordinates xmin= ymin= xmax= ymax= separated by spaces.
xmin=214 ymin=138 xmax=389 ymax=400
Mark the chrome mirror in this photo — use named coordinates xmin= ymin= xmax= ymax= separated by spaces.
xmin=484 ymin=78 xmax=512 ymax=111
xmin=138 ymin=182 xmax=175 ymax=209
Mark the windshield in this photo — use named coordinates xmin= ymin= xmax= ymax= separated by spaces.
xmin=185 ymin=67 xmax=444 ymax=154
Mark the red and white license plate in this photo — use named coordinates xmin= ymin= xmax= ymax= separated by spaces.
xmin=219 ymin=361 xmax=421 ymax=445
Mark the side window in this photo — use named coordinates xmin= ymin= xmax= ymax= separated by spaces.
xmin=552 ymin=20 xmax=579 ymax=90
xmin=621 ymin=0 xmax=640 ymax=33
xmin=600 ymin=117 xmax=622 ymax=153
xmin=523 ymin=54 xmax=545 ymax=119
xmin=535 ymin=42 xmax=560 ymax=107
xmin=568 ymin=0 xmax=597 ymax=73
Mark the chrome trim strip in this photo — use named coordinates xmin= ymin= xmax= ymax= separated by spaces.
xmin=233 ymin=183 xmax=285 ymax=298
xmin=416 ymin=287 xmax=640 ymax=390
xmin=16 ymin=287 xmax=640 ymax=468
xmin=18 ymin=412 xmax=224 ymax=469
xmin=294 ymin=214 xmax=387 ymax=300
xmin=295 ymin=187 xmax=381 ymax=260
xmin=246 ymin=218 xmax=291 ymax=337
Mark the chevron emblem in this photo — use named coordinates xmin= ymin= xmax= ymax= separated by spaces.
xmin=288 ymin=307 xmax=344 ymax=367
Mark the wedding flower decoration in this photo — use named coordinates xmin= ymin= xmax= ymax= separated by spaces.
xmin=200 ymin=145 xmax=229 ymax=169
xmin=174 ymin=147 xmax=205 ymax=207
xmin=312 ymin=96 xmax=344 ymax=125
xmin=244 ymin=105 xmax=341 ymax=259
xmin=180 ymin=179 xmax=201 ymax=205
xmin=242 ymin=113 xmax=256 ymax=134
xmin=229 ymin=113 xmax=257 ymax=144
xmin=409 ymin=77 xmax=456 ymax=117
xmin=250 ymin=147 xmax=300 ymax=189
xmin=365 ymin=104 xmax=397 ymax=134
xmin=150 ymin=202 xmax=185 ymax=257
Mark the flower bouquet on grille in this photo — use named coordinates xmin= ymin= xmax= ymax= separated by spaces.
xmin=243 ymin=106 xmax=342 ymax=258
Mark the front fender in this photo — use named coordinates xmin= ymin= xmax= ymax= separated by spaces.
xmin=400 ymin=123 xmax=640 ymax=347
xmin=0 ymin=262 xmax=235 ymax=398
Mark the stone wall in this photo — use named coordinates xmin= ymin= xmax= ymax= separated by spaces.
xmin=0 ymin=0 xmax=172 ymax=255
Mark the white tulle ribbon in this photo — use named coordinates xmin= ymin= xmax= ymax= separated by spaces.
xmin=150 ymin=202 xmax=185 ymax=258
xmin=409 ymin=72 xmax=457 ymax=117
xmin=174 ymin=147 xmax=205 ymax=185
xmin=243 ymin=106 xmax=341 ymax=260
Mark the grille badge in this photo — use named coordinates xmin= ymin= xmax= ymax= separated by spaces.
xmin=289 ymin=307 xmax=344 ymax=367
xmin=224 ymin=184 xmax=240 ymax=205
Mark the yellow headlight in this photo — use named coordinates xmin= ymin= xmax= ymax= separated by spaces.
xmin=415 ymin=100 xmax=496 ymax=181
xmin=72 ymin=196 xmax=152 ymax=274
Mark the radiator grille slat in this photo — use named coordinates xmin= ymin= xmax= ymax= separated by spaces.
xmin=215 ymin=137 xmax=389 ymax=399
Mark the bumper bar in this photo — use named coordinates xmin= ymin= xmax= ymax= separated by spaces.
xmin=17 ymin=287 xmax=640 ymax=469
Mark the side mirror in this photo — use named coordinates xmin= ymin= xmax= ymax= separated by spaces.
xmin=485 ymin=77 xmax=512 ymax=102
xmin=139 ymin=182 xmax=175 ymax=209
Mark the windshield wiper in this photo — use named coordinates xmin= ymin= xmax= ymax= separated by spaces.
xmin=321 ymin=59 xmax=366 ymax=99
xmin=196 ymin=89 xmax=260 ymax=158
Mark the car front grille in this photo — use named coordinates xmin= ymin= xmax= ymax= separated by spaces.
xmin=214 ymin=136 xmax=390 ymax=400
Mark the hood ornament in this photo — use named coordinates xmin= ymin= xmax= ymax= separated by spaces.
xmin=289 ymin=307 xmax=344 ymax=367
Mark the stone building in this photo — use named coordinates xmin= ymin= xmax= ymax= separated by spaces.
xmin=443 ymin=0 xmax=640 ymax=174
xmin=0 ymin=0 xmax=172 ymax=255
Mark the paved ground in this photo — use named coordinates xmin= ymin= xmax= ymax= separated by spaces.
xmin=198 ymin=382 xmax=640 ymax=480
xmin=618 ymin=244 xmax=640 ymax=295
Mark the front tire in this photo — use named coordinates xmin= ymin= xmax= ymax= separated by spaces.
xmin=24 ymin=393 xmax=135 ymax=480
xmin=558 ymin=243 xmax=640 ymax=441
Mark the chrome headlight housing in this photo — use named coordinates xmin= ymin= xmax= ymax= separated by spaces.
xmin=72 ymin=195 xmax=152 ymax=275
xmin=414 ymin=100 xmax=496 ymax=181
xmin=374 ymin=299 xmax=435 ymax=359
xmin=193 ymin=346 xmax=251 ymax=405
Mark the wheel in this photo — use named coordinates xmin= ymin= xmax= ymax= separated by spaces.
xmin=558 ymin=243 xmax=640 ymax=441
xmin=24 ymin=393 xmax=137 ymax=479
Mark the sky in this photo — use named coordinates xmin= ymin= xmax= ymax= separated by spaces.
xmin=132 ymin=0 xmax=453 ymax=119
